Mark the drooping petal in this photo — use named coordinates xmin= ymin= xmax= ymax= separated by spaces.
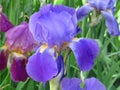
xmin=88 ymin=0 xmax=109 ymax=10
xmin=69 ymin=38 xmax=99 ymax=71
xmin=29 ymin=4 xmax=77 ymax=47
xmin=86 ymin=77 xmax=106 ymax=90
xmin=101 ymin=11 xmax=120 ymax=36
xmin=10 ymin=53 xmax=28 ymax=82
xmin=0 ymin=49 xmax=8 ymax=71
xmin=26 ymin=48 xmax=58 ymax=82
xmin=6 ymin=22 xmax=38 ymax=53
xmin=61 ymin=77 xmax=82 ymax=90
xmin=77 ymin=5 xmax=93 ymax=21
xmin=0 ymin=5 xmax=13 ymax=32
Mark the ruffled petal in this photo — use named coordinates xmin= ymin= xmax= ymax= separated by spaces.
xmin=52 ymin=5 xmax=75 ymax=15
xmin=6 ymin=22 xmax=38 ymax=53
xmin=10 ymin=53 xmax=28 ymax=82
xmin=77 ymin=5 xmax=93 ymax=21
xmin=88 ymin=0 xmax=109 ymax=10
xmin=26 ymin=48 xmax=58 ymax=82
xmin=62 ymin=78 xmax=82 ymax=90
xmin=86 ymin=77 xmax=106 ymax=90
xmin=69 ymin=38 xmax=99 ymax=71
xmin=52 ymin=5 xmax=77 ymax=31
xmin=101 ymin=11 xmax=120 ymax=36
xmin=29 ymin=4 xmax=77 ymax=47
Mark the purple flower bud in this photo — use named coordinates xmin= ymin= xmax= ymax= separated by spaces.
xmin=6 ymin=22 xmax=38 ymax=53
xmin=0 ymin=5 xmax=13 ymax=32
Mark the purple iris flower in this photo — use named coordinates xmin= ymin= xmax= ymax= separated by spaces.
xmin=0 ymin=5 xmax=13 ymax=32
xmin=4 ymin=22 xmax=37 ymax=82
xmin=77 ymin=0 xmax=120 ymax=36
xmin=26 ymin=4 xmax=99 ymax=83
xmin=62 ymin=77 xmax=106 ymax=90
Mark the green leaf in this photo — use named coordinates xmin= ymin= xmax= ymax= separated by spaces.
xmin=54 ymin=0 xmax=63 ymax=5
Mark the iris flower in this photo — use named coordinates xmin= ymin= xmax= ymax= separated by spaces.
xmin=26 ymin=4 xmax=99 ymax=83
xmin=77 ymin=0 xmax=120 ymax=36
xmin=0 ymin=5 xmax=13 ymax=32
xmin=62 ymin=77 xmax=106 ymax=90
xmin=3 ymin=22 xmax=37 ymax=82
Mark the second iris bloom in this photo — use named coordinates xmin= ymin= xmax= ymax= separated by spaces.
xmin=26 ymin=4 xmax=99 ymax=83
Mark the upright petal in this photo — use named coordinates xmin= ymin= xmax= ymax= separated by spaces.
xmin=52 ymin=5 xmax=77 ymax=30
xmin=10 ymin=53 xmax=28 ymax=82
xmin=26 ymin=48 xmax=58 ymax=82
xmin=86 ymin=77 xmax=106 ymax=90
xmin=107 ymin=0 xmax=116 ymax=9
xmin=29 ymin=4 xmax=77 ymax=47
xmin=0 ymin=49 xmax=8 ymax=71
xmin=62 ymin=78 xmax=82 ymax=90
xmin=101 ymin=11 xmax=120 ymax=36
xmin=69 ymin=38 xmax=99 ymax=71
xmin=0 ymin=5 xmax=13 ymax=32
xmin=77 ymin=5 xmax=93 ymax=21
xmin=88 ymin=0 xmax=109 ymax=10
xmin=6 ymin=22 xmax=38 ymax=53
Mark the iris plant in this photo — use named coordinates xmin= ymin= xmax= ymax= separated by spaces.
xmin=77 ymin=0 xmax=120 ymax=36
xmin=0 ymin=2 xmax=108 ymax=89
xmin=26 ymin=4 xmax=100 ymax=86
xmin=0 ymin=22 xmax=37 ymax=82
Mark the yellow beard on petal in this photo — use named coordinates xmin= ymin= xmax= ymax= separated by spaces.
xmin=40 ymin=44 xmax=48 ymax=53
xmin=13 ymin=52 xmax=26 ymax=59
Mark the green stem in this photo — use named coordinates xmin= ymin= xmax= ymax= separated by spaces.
xmin=64 ymin=48 xmax=71 ymax=63
xmin=0 ymin=70 xmax=10 ymax=87
xmin=1 ymin=84 xmax=10 ymax=90
xmin=86 ymin=28 xmax=91 ymax=38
